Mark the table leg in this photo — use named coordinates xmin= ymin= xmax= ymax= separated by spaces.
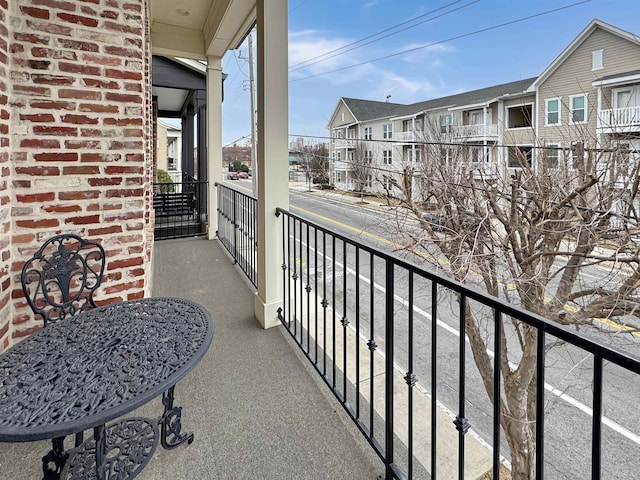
xmin=93 ymin=424 xmax=106 ymax=480
xmin=42 ymin=437 xmax=68 ymax=480
xmin=160 ymin=385 xmax=194 ymax=449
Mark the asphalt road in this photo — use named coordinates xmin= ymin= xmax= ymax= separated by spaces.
xmin=231 ymin=180 xmax=640 ymax=479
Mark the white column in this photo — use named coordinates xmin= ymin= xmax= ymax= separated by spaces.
xmin=255 ymin=0 xmax=288 ymax=328
xmin=206 ymin=56 xmax=224 ymax=240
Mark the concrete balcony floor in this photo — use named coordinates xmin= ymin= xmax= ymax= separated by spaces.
xmin=0 ymin=237 xmax=382 ymax=479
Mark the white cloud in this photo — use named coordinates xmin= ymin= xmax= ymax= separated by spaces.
xmin=399 ymin=42 xmax=455 ymax=63
xmin=289 ymin=30 xmax=360 ymax=75
xmin=375 ymin=72 xmax=437 ymax=104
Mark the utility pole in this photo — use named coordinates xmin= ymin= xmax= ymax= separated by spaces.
xmin=248 ymin=30 xmax=257 ymax=196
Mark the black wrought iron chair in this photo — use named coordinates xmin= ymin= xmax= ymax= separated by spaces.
xmin=20 ymin=233 xmax=105 ymax=478
xmin=21 ymin=233 xmax=106 ymax=327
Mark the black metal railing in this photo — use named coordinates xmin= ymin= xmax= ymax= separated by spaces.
xmin=275 ymin=206 xmax=640 ymax=480
xmin=215 ymin=183 xmax=257 ymax=287
xmin=152 ymin=180 xmax=208 ymax=240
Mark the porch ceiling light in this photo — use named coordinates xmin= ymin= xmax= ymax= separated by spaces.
xmin=175 ymin=8 xmax=189 ymax=16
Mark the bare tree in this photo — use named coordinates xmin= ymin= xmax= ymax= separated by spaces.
xmin=393 ymin=114 xmax=640 ymax=479
xmin=300 ymin=142 xmax=330 ymax=190
xmin=349 ymin=139 xmax=373 ymax=203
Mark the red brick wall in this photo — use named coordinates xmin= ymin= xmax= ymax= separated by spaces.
xmin=5 ymin=0 xmax=152 ymax=349
xmin=0 ymin=0 xmax=11 ymax=350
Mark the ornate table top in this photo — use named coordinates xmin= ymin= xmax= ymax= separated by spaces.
xmin=0 ymin=297 xmax=213 ymax=442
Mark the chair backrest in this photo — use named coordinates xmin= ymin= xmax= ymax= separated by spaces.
xmin=21 ymin=234 xmax=106 ymax=327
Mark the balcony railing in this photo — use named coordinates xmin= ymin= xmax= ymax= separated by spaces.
xmin=216 ymin=189 xmax=640 ymax=479
xmin=393 ymin=131 xmax=415 ymax=142
xmin=215 ymin=183 xmax=257 ymax=287
xmin=333 ymin=138 xmax=356 ymax=148
xmin=451 ymin=123 xmax=499 ymax=140
xmin=153 ymin=180 xmax=208 ymax=240
xmin=598 ymin=106 xmax=640 ymax=131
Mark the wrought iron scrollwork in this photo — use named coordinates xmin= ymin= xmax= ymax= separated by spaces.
xmin=60 ymin=418 xmax=158 ymax=480
xmin=20 ymin=234 xmax=105 ymax=327
xmin=160 ymin=386 xmax=194 ymax=450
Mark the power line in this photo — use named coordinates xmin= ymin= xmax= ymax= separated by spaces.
xmin=289 ymin=0 xmax=475 ymax=72
xmin=290 ymin=0 xmax=591 ymax=82
xmin=287 ymin=133 xmax=638 ymax=154
xmin=289 ymin=0 xmax=311 ymax=14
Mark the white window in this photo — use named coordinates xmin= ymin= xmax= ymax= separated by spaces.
xmin=507 ymin=104 xmax=533 ymax=129
xmin=615 ymin=89 xmax=632 ymax=109
xmin=592 ymin=49 xmax=603 ymax=71
xmin=364 ymin=127 xmax=372 ymax=140
xmin=543 ymin=144 xmax=560 ymax=168
xmin=383 ymin=124 xmax=392 ymax=139
xmin=469 ymin=110 xmax=483 ymax=125
xmin=508 ymin=146 xmax=533 ymax=168
xmin=336 ymin=151 xmax=341 ymax=162
xmin=365 ymin=174 xmax=373 ymax=188
xmin=571 ymin=142 xmax=586 ymax=169
xmin=382 ymin=176 xmax=394 ymax=190
xmin=383 ymin=150 xmax=392 ymax=164
xmin=335 ymin=171 xmax=345 ymax=183
xmin=570 ymin=94 xmax=587 ymax=124
xmin=406 ymin=149 xmax=421 ymax=162
xmin=439 ymin=148 xmax=451 ymax=165
xmin=365 ymin=150 xmax=373 ymax=164
xmin=545 ymin=98 xmax=560 ymax=125
xmin=469 ymin=147 xmax=490 ymax=163
xmin=439 ymin=115 xmax=452 ymax=133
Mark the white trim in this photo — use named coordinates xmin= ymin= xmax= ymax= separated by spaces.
xmin=592 ymin=73 xmax=640 ymax=87
xmin=505 ymin=102 xmax=535 ymax=130
xmin=447 ymin=99 xmax=497 ymax=111
xmin=544 ymin=97 xmax=561 ymax=126
xmin=568 ymin=93 xmax=588 ymax=125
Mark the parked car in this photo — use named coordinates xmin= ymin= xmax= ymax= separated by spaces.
xmin=227 ymin=172 xmax=239 ymax=180
xmin=238 ymin=172 xmax=249 ymax=179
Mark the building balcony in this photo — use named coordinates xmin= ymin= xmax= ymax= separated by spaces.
xmin=597 ymin=106 xmax=640 ymax=133
xmin=0 ymin=237 xmax=383 ymax=479
xmin=451 ymin=123 xmax=499 ymax=141
xmin=393 ymin=131 xmax=415 ymax=142
xmin=3 ymin=184 xmax=640 ymax=480
xmin=333 ymin=138 xmax=356 ymax=148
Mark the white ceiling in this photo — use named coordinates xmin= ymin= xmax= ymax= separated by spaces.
xmin=149 ymin=0 xmax=255 ymax=60
xmin=152 ymin=86 xmax=189 ymax=113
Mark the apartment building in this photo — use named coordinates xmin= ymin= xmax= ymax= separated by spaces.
xmin=327 ymin=19 xmax=640 ymax=198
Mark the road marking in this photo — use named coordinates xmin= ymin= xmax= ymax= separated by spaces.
xmin=289 ymin=233 xmax=640 ymax=447
xmin=290 ymin=203 xmax=640 ymax=337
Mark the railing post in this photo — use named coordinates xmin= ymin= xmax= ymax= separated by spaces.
xmin=454 ymin=293 xmax=470 ymax=479
xmin=384 ymin=259 xmax=395 ymax=478
xmin=232 ymin=190 xmax=237 ymax=264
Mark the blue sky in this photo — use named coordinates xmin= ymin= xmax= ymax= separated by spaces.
xmin=220 ymin=0 xmax=640 ymax=146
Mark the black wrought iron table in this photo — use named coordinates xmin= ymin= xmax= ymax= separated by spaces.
xmin=0 ymin=297 xmax=213 ymax=480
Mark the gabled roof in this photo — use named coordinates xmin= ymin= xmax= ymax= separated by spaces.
xmin=395 ymin=77 xmax=536 ymax=117
xmin=532 ymin=19 xmax=640 ymax=88
xmin=341 ymin=97 xmax=406 ymax=122
xmin=334 ymin=77 xmax=536 ymax=127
